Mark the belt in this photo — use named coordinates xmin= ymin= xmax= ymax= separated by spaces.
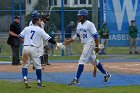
xmin=24 ymin=45 xmax=36 ymax=47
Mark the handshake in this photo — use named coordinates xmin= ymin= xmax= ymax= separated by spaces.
xmin=56 ymin=43 xmax=65 ymax=50
xmin=55 ymin=39 xmax=72 ymax=50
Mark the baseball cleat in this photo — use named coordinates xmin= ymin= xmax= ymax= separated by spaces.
xmin=68 ymin=79 xmax=80 ymax=85
xmin=24 ymin=80 xmax=31 ymax=88
xmin=37 ymin=83 xmax=45 ymax=88
xmin=46 ymin=63 xmax=51 ymax=65
xmin=104 ymin=73 xmax=111 ymax=82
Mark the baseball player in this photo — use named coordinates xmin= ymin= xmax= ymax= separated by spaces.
xmin=19 ymin=17 xmax=57 ymax=88
xmin=29 ymin=11 xmax=44 ymax=58
xmin=29 ymin=11 xmax=43 ymax=69
xmin=29 ymin=11 xmax=50 ymax=66
xmin=65 ymin=9 xmax=111 ymax=85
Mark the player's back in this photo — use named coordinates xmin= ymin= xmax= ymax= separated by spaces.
xmin=22 ymin=26 xmax=47 ymax=47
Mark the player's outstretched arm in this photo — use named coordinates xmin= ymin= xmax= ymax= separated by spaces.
xmin=64 ymin=34 xmax=77 ymax=46
xmin=64 ymin=38 xmax=74 ymax=46
xmin=48 ymin=38 xmax=56 ymax=45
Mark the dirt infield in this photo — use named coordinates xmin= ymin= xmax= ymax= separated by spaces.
xmin=0 ymin=62 xmax=140 ymax=74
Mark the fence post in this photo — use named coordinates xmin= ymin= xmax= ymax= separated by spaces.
xmin=19 ymin=0 xmax=22 ymax=56
xmin=92 ymin=0 xmax=98 ymax=29
xmin=12 ymin=0 xmax=15 ymax=22
xmin=100 ymin=0 xmax=104 ymax=28
xmin=61 ymin=0 xmax=64 ymax=56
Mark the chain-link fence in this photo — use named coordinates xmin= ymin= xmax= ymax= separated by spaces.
xmin=0 ymin=0 xmax=139 ymax=58
xmin=0 ymin=5 xmax=94 ymax=58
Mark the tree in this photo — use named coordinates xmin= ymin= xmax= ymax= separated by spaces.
xmin=33 ymin=0 xmax=49 ymax=14
xmin=0 ymin=0 xmax=25 ymax=16
xmin=26 ymin=0 xmax=49 ymax=25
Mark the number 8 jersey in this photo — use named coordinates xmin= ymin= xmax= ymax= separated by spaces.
xmin=19 ymin=25 xmax=51 ymax=47
xmin=76 ymin=20 xmax=97 ymax=44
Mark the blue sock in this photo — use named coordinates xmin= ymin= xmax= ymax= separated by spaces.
xmin=36 ymin=69 xmax=42 ymax=83
xmin=76 ymin=64 xmax=84 ymax=80
xmin=97 ymin=63 xmax=107 ymax=75
xmin=22 ymin=68 xmax=28 ymax=79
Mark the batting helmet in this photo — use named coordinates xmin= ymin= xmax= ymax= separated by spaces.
xmin=32 ymin=11 xmax=40 ymax=18
xmin=77 ymin=9 xmax=88 ymax=17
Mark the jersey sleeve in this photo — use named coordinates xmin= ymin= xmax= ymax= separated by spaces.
xmin=40 ymin=29 xmax=51 ymax=41
xmin=89 ymin=23 xmax=98 ymax=35
xmin=72 ymin=25 xmax=80 ymax=40
xmin=19 ymin=28 xmax=26 ymax=38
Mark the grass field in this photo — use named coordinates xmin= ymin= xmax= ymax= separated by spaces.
xmin=0 ymin=41 xmax=133 ymax=56
xmin=2 ymin=54 xmax=140 ymax=62
xmin=0 ymin=52 xmax=139 ymax=61
xmin=0 ymin=41 xmax=139 ymax=61
xmin=0 ymin=41 xmax=140 ymax=92
xmin=0 ymin=80 xmax=140 ymax=93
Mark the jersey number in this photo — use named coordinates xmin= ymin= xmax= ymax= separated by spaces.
xmin=83 ymin=34 xmax=87 ymax=38
xmin=30 ymin=30 xmax=35 ymax=39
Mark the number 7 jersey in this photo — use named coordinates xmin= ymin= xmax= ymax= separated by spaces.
xmin=19 ymin=25 xmax=51 ymax=47
xmin=76 ymin=20 xmax=97 ymax=44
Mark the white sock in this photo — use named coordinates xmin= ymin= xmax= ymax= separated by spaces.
xmin=24 ymin=76 xmax=27 ymax=80
xmin=38 ymin=80 xmax=41 ymax=83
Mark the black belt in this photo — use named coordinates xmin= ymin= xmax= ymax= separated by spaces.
xmin=24 ymin=45 xmax=35 ymax=47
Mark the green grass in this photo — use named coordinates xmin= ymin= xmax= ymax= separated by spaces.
xmin=0 ymin=41 xmax=139 ymax=61
xmin=0 ymin=42 xmax=133 ymax=56
xmin=0 ymin=55 xmax=114 ymax=61
xmin=107 ymin=47 xmax=129 ymax=54
xmin=0 ymin=53 xmax=139 ymax=62
xmin=48 ymin=56 xmax=80 ymax=60
xmin=0 ymin=80 xmax=140 ymax=93
xmin=49 ymin=56 xmax=110 ymax=60
xmin=0 ymin=57 xmax=12 ymax=61
xmin=126 ymin=55 xmax=140 ymax=59
xmin=0 ymin=56 xmax=80 ymax=61
xmin=0 ymin=42 xmax=12 ymax=56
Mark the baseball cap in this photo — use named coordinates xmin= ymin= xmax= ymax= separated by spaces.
xmin=32 ymin=11 xmax=40 ymax=18
xmin=77 ymin=9 xmax=88 ymax=17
